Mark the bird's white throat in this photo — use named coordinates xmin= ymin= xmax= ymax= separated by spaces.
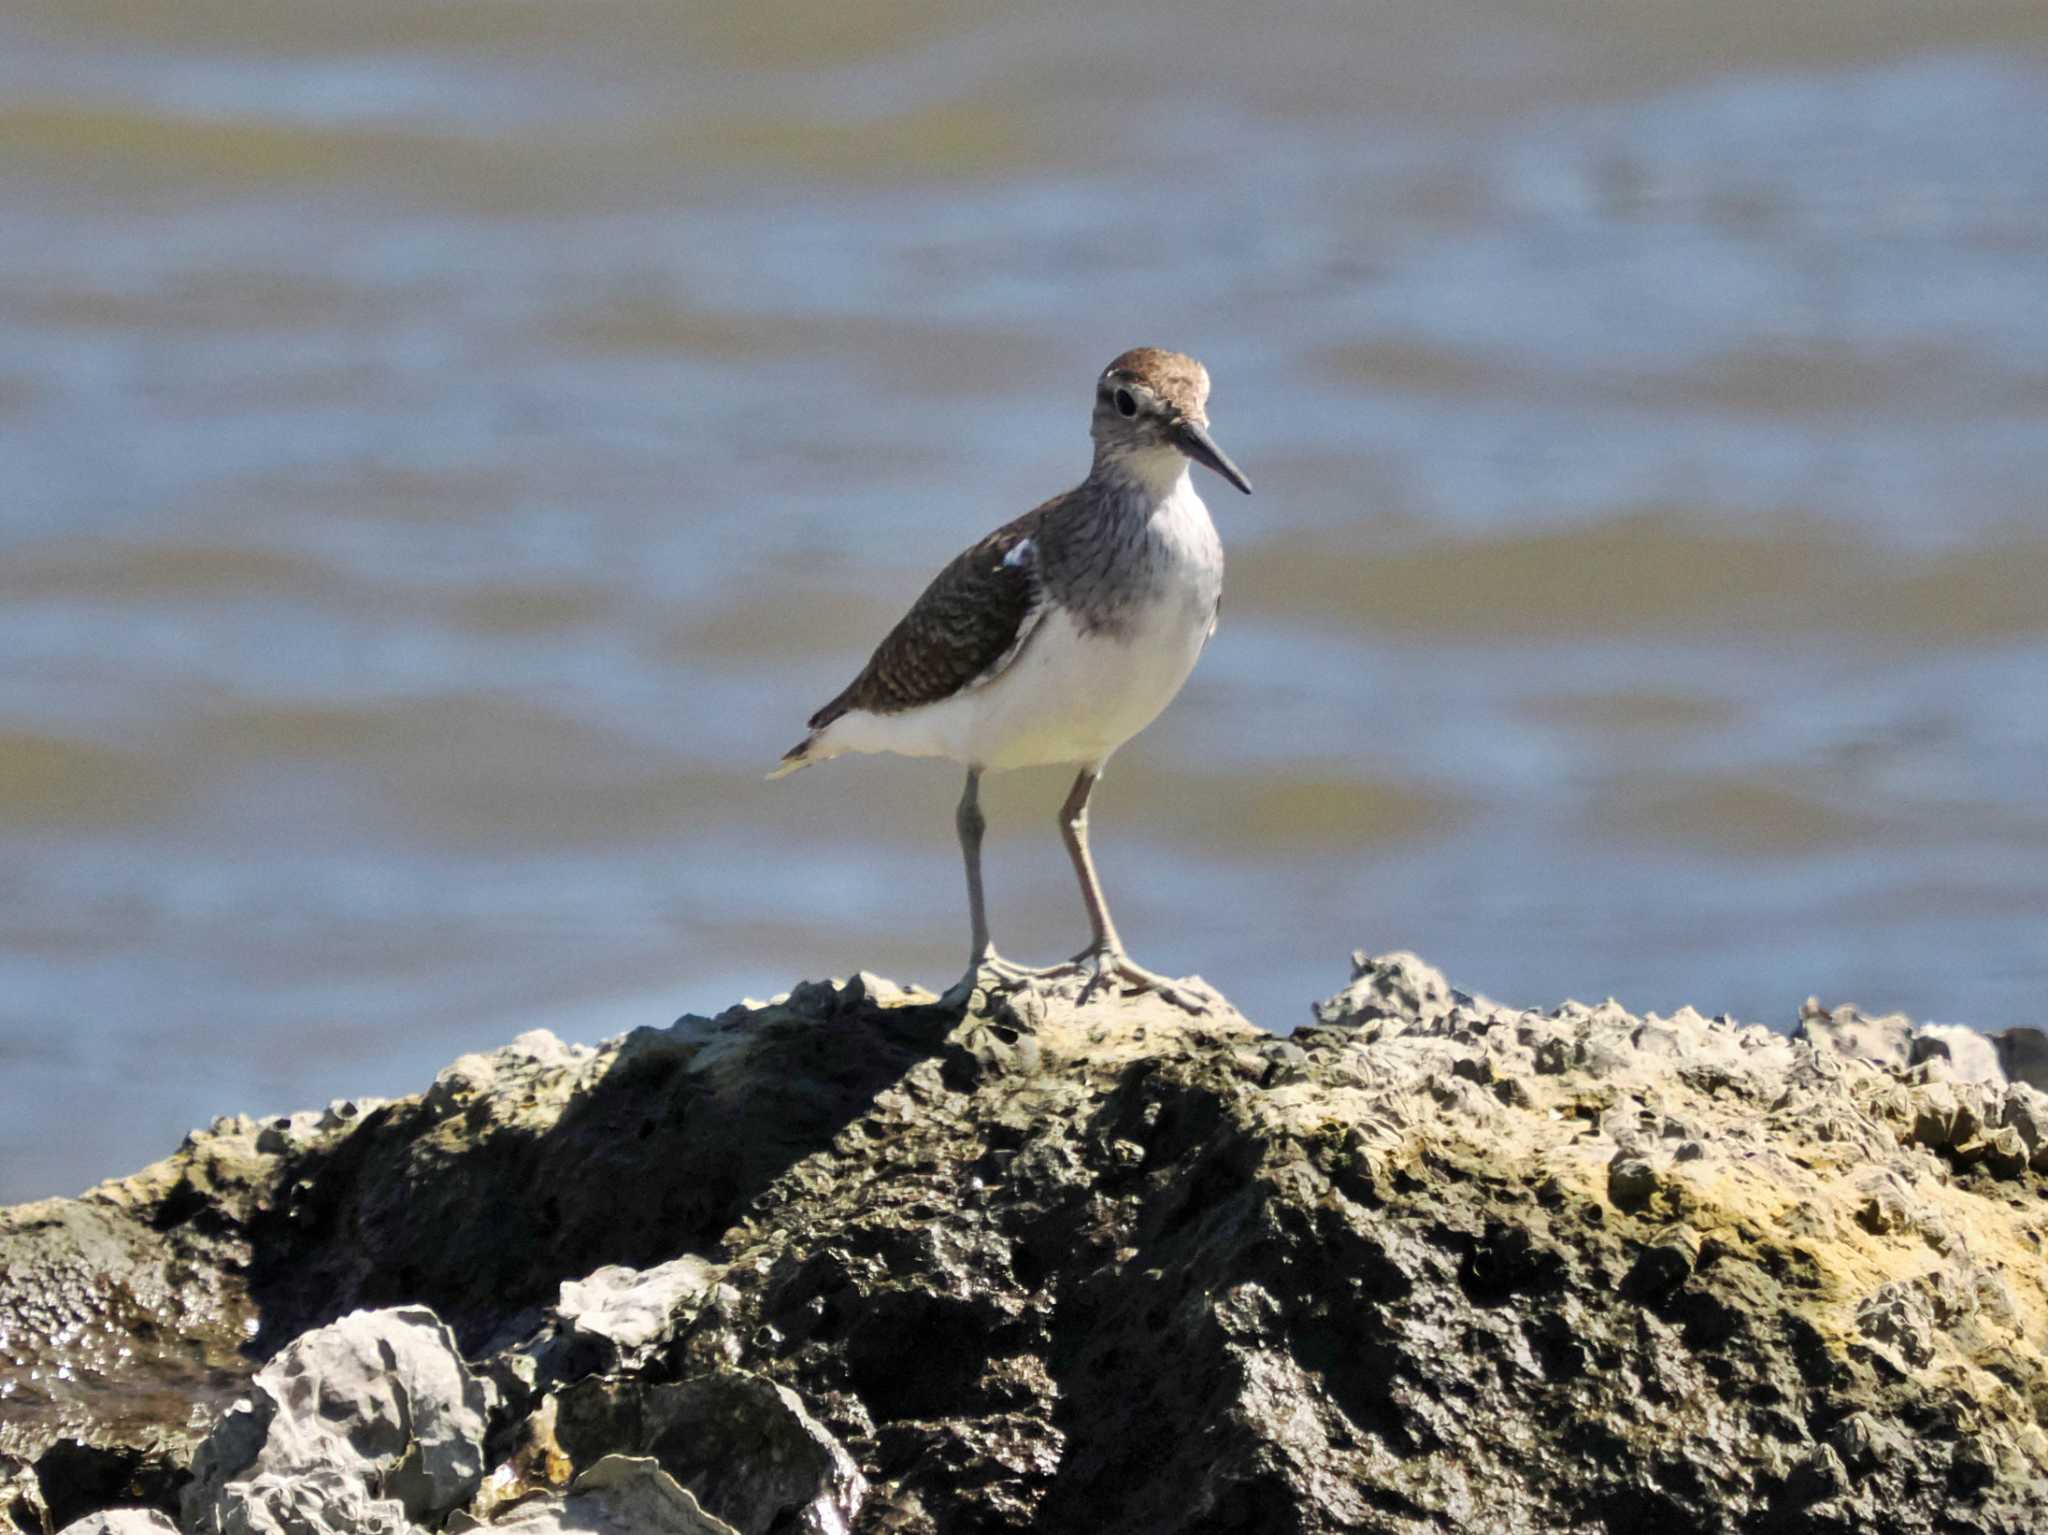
xmin=1096 ymin=442 xmax=1195 ymax=505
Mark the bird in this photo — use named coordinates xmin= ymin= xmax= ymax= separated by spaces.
xmin=770 ymin=347 xmax=1251 ymax=1012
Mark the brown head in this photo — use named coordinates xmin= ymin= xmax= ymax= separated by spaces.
xmin=1091 ymin=346 xmax=1252 ymax=495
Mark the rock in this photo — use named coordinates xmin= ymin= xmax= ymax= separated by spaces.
xmin=1978 ymin=1124 xmax=2030 ymax=1180
xmin=1619 ymin=1225 xmax=1697 ymax=1302
xmin=1794 ymin=997 xmax=1911 ymax=1068
xmin=51 ymin=1515 xmax=180 ymax=1535
xmin=1311 ymin=949 xmax=1474 ymax=1036
xmin=1855 ymin=1283 xmax=1937 ymax=1370
xmin=1605 ymin=1151 xmax=1660 ymax=1211
xmin=552 ymin=1255 xmax=722 ymax=1373
xmin=1996 ymin=1027 xmax=2048 ymax=1091
xmin=193 ymin=1471 xmax=416 ymax=1535
xmin=19 ymin=1443 xmax=183 ymax=1535
xmin=549 ymin=1372 xmax=865 ymax=1535
xmin=2000 ymin=1086 xmax=2048 ymax=1172
xmin=7 ymin=956 xmax=2048 ymax=1534
xmin=0 ymin=1198 xmax=256 ymax=1486
xmin=2 ymin=1456 xmax=49 ymax=1535
xmin=1906 ymin=1079 xmax=1969 ymax=1150
xmin=182 ymin=1307 xmax=489 ymax=1535
xmin=1909 ymin=1022 xmax=2005 ymax=1085
xmin=463 ymin=1456 xmax=736 ymax=1534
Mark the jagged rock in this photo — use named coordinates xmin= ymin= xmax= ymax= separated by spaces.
xmin=547 ymin=1371 xmax=865 ymax=1535
xmin=1798 ymin=999 xmax=2010 ymax=1092
xmin=2 ymin=1456 xmax=49 ymax=1535
xmin=51 ymin=1514 xmax=180 ymax=1535
xmin=1605 ymin=1150 xmax=1661 ymax=1210
xmin=1795 ymin=997 xmax=1912 ymax=1068
xmin=1311 ymin=949 xmax=1481 ymax=1037
xmin=203 ymin=1471 xmax=418 ymax=1535
xmin=1975 ymin=1124 xmax=2029 ymax=1179
xmin=1855 ymin=1282 xmax=1939 ymax=1371
xmin=5 ymin=955 xmax=2048 ymax=1533
xmin=1621 ymin=1225 xmax=1699 ymax=1302
xmin=552 ymin=1256 xmax=722 ymax=1374
xmin=1997 ymin=1027 xmax=2048 ymax=1091
xmin=2000 ymin=1086 xmax=2048 ymax=1171
xmin=459 ymin=1456 xmax=736 ymax=1534
xmin=182 ymin=1307 xmax=488 ymax=1535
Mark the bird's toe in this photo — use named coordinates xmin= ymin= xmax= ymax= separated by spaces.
xmin=1069 ymin=949 xmax=1210 ymax=1015
xmin=946 ymin=950 xmax=1061 ymax=1009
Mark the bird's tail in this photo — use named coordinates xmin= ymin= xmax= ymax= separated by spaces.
xmin=765 ymin=734 xmax=817 ymax=781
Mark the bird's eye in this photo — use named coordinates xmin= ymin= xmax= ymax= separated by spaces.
xmin=1114 ymin=388 xmax=1138 ymax=418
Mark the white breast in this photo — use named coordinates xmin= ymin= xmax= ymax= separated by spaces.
xmin=821 ymin=476 xmax=1223 ymax=773
xmin=966 ymin=597 xmax=1210 ymax=769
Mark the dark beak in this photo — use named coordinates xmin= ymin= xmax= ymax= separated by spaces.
xmin=1173 ymin=418 xmax=1253 ymax=495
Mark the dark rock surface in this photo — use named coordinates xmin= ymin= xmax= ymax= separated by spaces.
xmin=6 ymin=956 xmax=2048 ymax=1533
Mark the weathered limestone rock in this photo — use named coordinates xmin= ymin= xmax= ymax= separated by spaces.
xmin=460 ymin=1456 xmax=736 ymax=1534
xmin=1310 ymin=948 xmax=1481 ymax=1038
xmin=1801 ymin=999 xmax=2017 ymax=1093
xmin=181 ymin=1307 xmax=488 ymax=1535
xmin=5 ymin=955 xmax=2048 ymax=1534
xmin=52 ymin=1514 xmax=180 ymax=1535
xmin=545 ymin=1372 xmax=865 ymax=1535
xmin=1795 ymin=996 xmax=1913 ymax=1069
xmin=551 ymin=1257 xmax=722 ymax=1375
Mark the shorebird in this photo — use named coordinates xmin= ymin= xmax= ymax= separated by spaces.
xmin=770 ymin=347 xmax=1251 ymax=1012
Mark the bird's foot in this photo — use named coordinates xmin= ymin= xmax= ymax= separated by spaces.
xmin=1059 ymin=946 xmax=1212 ymax=1015
xmin=942 ymin=949 xmax=1062 ymax=1009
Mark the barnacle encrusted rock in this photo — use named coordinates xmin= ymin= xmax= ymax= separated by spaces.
xmin=5 ymin=954 xmax=2047 ymax=1534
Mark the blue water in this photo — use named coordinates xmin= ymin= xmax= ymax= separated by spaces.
xmin=2 ymin=0 xmax=2046 ymax=1199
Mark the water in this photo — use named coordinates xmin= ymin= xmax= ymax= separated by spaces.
xmin=3 ymin=0 xmax=2045 ymax=1201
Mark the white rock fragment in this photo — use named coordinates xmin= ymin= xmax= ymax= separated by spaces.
xmin=183 ymin=1306 xmax=490 ymax=1535
xmin=557 ymin=1255 xmax=721 ymax=1370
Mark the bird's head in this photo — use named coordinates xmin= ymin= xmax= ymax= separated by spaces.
xmin=1090 ymin=346 xmax=1252 ymax=496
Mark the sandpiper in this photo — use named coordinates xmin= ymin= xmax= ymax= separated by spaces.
xmin=770 ymin=347 xmax=1251 ymax=1012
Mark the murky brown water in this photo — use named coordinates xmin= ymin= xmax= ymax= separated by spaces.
xmin=3 ymin=0 xmax=2046 ymax=1201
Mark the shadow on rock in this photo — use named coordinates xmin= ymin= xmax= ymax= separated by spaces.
xmin=239 ymin=978 xmax=962 ymax=1353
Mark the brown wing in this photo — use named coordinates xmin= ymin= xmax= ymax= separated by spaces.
xmin=808 ymin=503 xmax=1052 ymax=730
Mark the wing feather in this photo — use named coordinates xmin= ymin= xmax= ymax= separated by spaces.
xmin=806 ymin=503 xmax=1052 ymax=731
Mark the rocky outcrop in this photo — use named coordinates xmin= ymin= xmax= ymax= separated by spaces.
xmin=6 ymin=956 xmax=2048 ymax=1534
xmin=1796 ymin=998 xmax=2048 ymax=1094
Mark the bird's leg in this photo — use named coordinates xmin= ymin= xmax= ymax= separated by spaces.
xmin=1052 ymin=766 xmax=1209 ymax=1014
xmin=960 ymin=766 xmax=995 ymax=961
xmin=944 ymin=767 xmax=1047 ymax=1003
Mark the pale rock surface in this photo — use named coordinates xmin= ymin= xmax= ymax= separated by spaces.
xmin=461 ymin=1456 xmax=736 ymax=1535
xmin=1794 ymin=997 xmax=1913 ymax=1069
xmin=53 ymin=1515 xmax=181 ymax=1535
xmin=181 ymin=1307 xmax=488 ymax=1535
xmin=552 ymin=1256 xmax=721 ymax=1374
